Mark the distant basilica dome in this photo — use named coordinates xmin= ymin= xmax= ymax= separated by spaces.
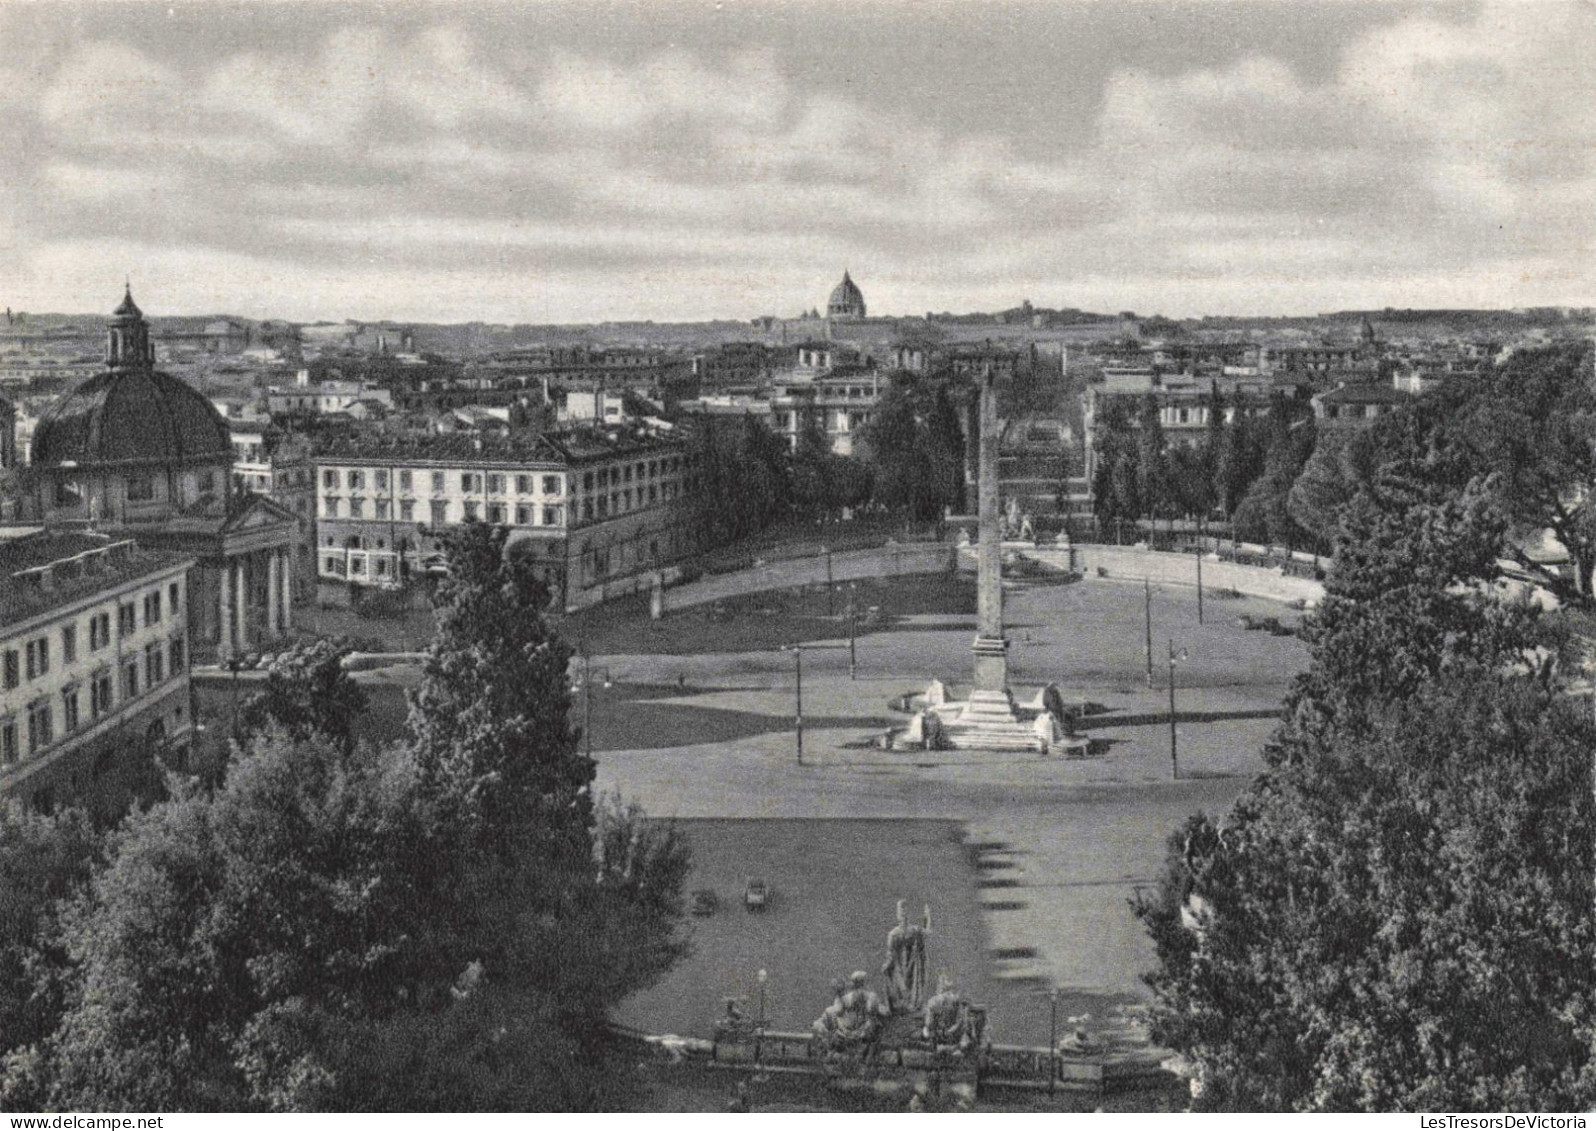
xmin=826 ymin=271 xmax=866 ymax=320
xmin=32 ymin=287 xmax=233 ymax=469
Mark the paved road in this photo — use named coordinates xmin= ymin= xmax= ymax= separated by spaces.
xmin=592 ymin=577 xmax=1305 ymax=999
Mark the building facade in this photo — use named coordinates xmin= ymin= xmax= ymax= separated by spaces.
xmin=0 ymin=532 xmax=194 ymax=814
xmin=312 ymin=424 xmax=700 ymax=609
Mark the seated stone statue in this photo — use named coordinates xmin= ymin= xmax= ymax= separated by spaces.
xmin=813 ymin=971 xmax=888 ymax=1057
xmin=921 ymin=976 xmax=986 ymax=1055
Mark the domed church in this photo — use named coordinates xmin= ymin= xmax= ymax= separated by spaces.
xmin=24 ymin=289 xmax=298 ymax=661
xmin=826 ymin=271 xmax=867 ymax=321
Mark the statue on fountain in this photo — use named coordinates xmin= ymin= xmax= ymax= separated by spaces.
xmin=883 ymin=900 xmax=932 ymax=1014
xmin=812 ymin=971 xmax=889 ymax=1058
xmin=921 ymin=975 xmax=988 ymax=1056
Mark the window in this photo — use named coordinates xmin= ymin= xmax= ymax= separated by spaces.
xmin=400 ymin=500 xmax=414 ymax=521
xmin=122 ymin=660 xmax=140 ymax=700
xmin=0 ymin=717 xmax=15 ymax=764
xmin=349 ymin=557 xmax=366 ymax=576
xmin=399 ymin=470 xmax=412 ymax=491
xmin=485 ymin=504 xmax=504 ymax=524
xmin=169 ymin=637 xmax=185 ymax=674
xmin=2 ymin=650 xmax=17 ymax=690
xmin=61 ymin=625 xmax=76 ymax=664
xmin=375 ymin=470 xmax=389 ymax=491
xmin=89 ymin=613 xmax=110 ymax=651
xmin=62 ymin=686 xmax=80 ymax=733
xmin=515 ymin=505 xmax=532 ymax=525
xmin=515 ymin=475 xmax=531 ymax=494
xmin=544 ymin=506 xmax=562 ymax=527
xmin=463 ymin=502 xmax=479 ymax=521
xmin=375 ymin=499 xmax=391 ymax=520
xmin=431 ymin=471 xmax=445 ymax=492
xmin=323 ymin=497 xmax=340 ymax=518
xmin=126 ymin=474 xmax=155 ymax=501
xmin=25 ymin=638 xmax=49 ymax=680
xmin=375 ymin=558 xmax=391 ymax=578
xmin=429 ymin=500 xmax=448 ymax=526
xmin=118 ymin=603 xmax=136 ymax=637
xmin=92 ymin=671 xmax=113 ymax=718
xmin=323 ymin=469 xmax=337 ymax=488
xmin=26 ymin=699 xmax=51 ymax=754
xmin=351 ymin=498 xmax=366 ymax=519
xmin=145 ymin=642 xmax=164 ymax=686
xmin=487 ymin=474 xmax=506 ymax=495
xmin=144 ymin=590 xmax=162 ymax=626
xmin=461 ymin=473 xmax=480 ymax=493
xmin=169 ymin=581 xmax=181 ymax=611
xmin=347 ymin=470 xmax=365 ymax=490
xmin=324 ymin=556 xmax=345 ymax=576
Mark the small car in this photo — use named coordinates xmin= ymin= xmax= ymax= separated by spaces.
xmin=690 ymin=889 xmax=720 ymax=917
xmin=744 ymin=877 xmax=769 ymax=911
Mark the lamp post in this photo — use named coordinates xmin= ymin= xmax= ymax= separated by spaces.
xmin=846 ymin=582 xmax=858 ymax=680
xmin=757 ymin=968 xmax=768 ymax=1031
xmin=1196 ymin=536 xmax=1205 ymax=626
xmin=824 ymin=548 xmax=834 ymax=617
xmin=1168 ymin=639 xmax=1188 ymax=779
xmin=1048 ymin=987 xmax=1060 ymax=1095
xmin=1144 ymin=577 xmax=1154 ymax=689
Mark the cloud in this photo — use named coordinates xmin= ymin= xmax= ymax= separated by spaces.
xmin=6 ymin=3 xmax=1594 ymax=320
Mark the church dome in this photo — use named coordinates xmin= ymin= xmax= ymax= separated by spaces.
xmin=827 ymin=271 xmax=866 ymax=320
xmin=32 ymin=290 xmax=232 ymax=470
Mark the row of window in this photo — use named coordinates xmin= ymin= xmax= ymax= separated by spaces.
xmin=0 ymin=637 xmax=186 ymax=767
xmin=321 ymin=469 xmax=566 ymax=497
xmin=321 ymin=497 xmax=567 ymax=525
xmin=2 ymin=584 xmax=180 ymax=692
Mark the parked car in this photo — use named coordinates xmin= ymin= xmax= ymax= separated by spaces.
xmin=690 ymin=888 xmax=720 ymax=917
xmin=744 ymin=877 xmax=769 ymax=911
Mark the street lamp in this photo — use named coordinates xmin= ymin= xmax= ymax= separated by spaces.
xmin=1144 ymin=577 xmax=1154 ymax=689
xmin=1195 ymin=529 xmax=1205 ymax=626
xmin=824 ymin=547 xmax=834 ymax=617
xmin=1168 ymin=639 xmax=1188 ymax=779
xmin=1047 ymin=987 xmax=1060 ymax=1094
xmin=757 ymin=968 xmax=768 ymax=1031
xmin=781 ymin=644 xmax=804 ymax=764
xmin=846 ymin=582 xmax=858 ymax=680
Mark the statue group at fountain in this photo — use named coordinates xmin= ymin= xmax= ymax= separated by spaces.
xmin=810 ymin=901 xmax=987 ymax=1063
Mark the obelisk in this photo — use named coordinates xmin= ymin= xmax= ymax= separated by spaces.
xmin=962 ymin=362 xmax=1017 ymax=723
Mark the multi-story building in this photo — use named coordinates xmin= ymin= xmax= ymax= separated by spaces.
xmin=1311 ymin=381 xmax=1413 ymax=429
xmin=1082 ymin=371 xmax=1293 ymax=484
xmin=0 ymin=531 xmax=194 ymax=814
xmin=769 ymin=372 xmax=884 ymax=457
xmin=312 ymin=423 xmax=699 ymax=609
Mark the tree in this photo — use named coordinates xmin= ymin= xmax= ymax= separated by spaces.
xmin=23 ymin=525 xmax=690 ymax=1112
xmin=866 ymin=376 xmax=965 ymax=522
xmin=1457 ymin=343 xmax=1596 ymax=604
xmin=1135 ymin=394 xmax=1174 ymax=523
xmin=1138 ymin=674 xmax=1596 ymax=1112
xmin=1286 ymin=429 xmax=1376 ymax=548
xmin=1137 ymin=462 xmax=1595 ymax=1112
xmin=238 ymin=639 xmax=370 ymax=757
xmin=0 ymin=806 xmax=99 ymax=1110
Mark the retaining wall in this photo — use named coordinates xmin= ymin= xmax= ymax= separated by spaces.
xmin=1027 ymin=545 xmax=1325 ymax=607
xmin=659 ymin=543 xmax=957 ymax=614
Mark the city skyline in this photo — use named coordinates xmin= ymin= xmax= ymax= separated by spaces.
xmin=3 ymin=1 xmax=1593 ymax=325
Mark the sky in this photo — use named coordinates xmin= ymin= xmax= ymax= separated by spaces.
xmin=2 ymin=0 xmax=1593 ymax=324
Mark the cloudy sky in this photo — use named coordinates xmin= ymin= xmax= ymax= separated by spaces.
xmin=2 ymin=1 xmax=1592 ymax=323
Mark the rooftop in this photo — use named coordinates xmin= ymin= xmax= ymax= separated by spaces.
xmin=313 ymin=423 xmax=684 ymax=467
xmin=0 ymin=530 xmax=192 ymax=632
